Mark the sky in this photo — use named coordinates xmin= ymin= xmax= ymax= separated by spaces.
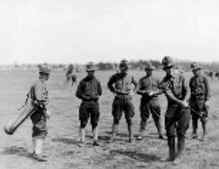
xmin=0 ymin=0 xmax=219 ymax=64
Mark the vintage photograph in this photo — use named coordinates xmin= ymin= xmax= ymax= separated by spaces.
xmin=0 ymin=0 xmax=219 ymax=169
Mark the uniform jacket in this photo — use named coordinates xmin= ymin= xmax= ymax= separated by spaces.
xmin=28 ymin=80 xmax=49 ymax=108
xmin=107 ymin=72 xmax=137 ymax=96
xmin=189 ymin=75 xmax=210 ymax=100
xmin=137 ymin=75 xmax=160 ymax=102
xmin=160 ymin=73 xmax=188 ymax=105
xmin=76 ymin=76 xmax=102 ymax=101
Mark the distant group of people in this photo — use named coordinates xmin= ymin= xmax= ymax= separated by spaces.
xmin=22 ymin=56 xmax=210 ymax=163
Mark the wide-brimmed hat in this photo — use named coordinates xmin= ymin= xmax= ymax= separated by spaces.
xmin=144 ymin=62 xmax=155 ymax=70
xmin=161 ymin=56 xmax=174 ymax=69
xmin=119 ymin=59 xmax=129 ymax=69
xmin=39 ymin=65 xmax=51 ymax=75
xmin=86 ymin=62 xmax=97 ymax=72
xmin=191 ymin=63 xmax=202 ymax=71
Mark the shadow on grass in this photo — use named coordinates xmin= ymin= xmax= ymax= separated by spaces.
xmin=2 ymin=146 xmax=32 ymax=159
xmin=105 ymin=131 xmax=128 ymax=137
xmin=110 ymin=149 xmax=161 ymax=162
xmin=52 ymin=137 xmax=81 ymax=145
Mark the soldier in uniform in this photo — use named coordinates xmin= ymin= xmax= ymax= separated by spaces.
xmin=76 ymin=62 xmax=102 ymax=146
xmin=136 ymin=62 xmax=164 ymax=140
xmin=160 ymin=56 xmax=190 ymax=162
xmin=28 ymin=65 xmax=51 ymax=162
xmin=189 ymin=63 xmax=210 ymax=141
xmin=107 ymin=60 xmax=137 ymax=143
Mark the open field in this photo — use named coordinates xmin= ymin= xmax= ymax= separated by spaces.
xmin=0 ymin=69 xmax=219 ymax=169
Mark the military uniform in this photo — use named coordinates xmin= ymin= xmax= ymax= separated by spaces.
xmin=161 ymin=74 xmax=190 ymax=138
xmin=189 ymin=63 xmax=210 ymax=139
xmin=137 ymin=62 xmax=163 ymax=138
xmin=160 ymin=56 xmax=190 ymax=162
xmin=29 ymin=65 xmax=50 ymax=162
xmin=29 ymin=77 xmax=49 ymax=139
xmin=108 ymin=73 xmax=137 ymax=125
xmin=76 ymin=63 xmax=102 ymax=145
xmin=76 ymin=76 xmax=102 ymax=129
xmin=108 ymin=60 xmax=137 ymax=142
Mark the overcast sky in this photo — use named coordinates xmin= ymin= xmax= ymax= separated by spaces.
xmin=0 ymin=0 xmax=219 ymax=64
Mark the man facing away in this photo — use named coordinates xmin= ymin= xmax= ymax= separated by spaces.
xmin=107 ymin=59 xmax=137 ymax=143
xmin=76 ymin=62 xmax=102 ymax=146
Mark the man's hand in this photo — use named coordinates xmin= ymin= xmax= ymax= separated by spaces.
xmin=205 ymin=100 xmax=210 ymax=107
xmin=180 ymin=100 xmax=189 ymax=108
xmin=45 ymin=110 xmax=51 ymax=119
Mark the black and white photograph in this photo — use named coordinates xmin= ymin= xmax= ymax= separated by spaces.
xmin=1 ymin=0 xmax=219 ymax=169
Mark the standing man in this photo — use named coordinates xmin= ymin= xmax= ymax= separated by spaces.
xmin=189 ymin=63 xmax=210 ymax=141
xmin=137 ymin=62 xmax=164 ymax=140
xmin=76 ymin=62 xmax=102 ymax=146
xmin=107 ymin=59 xmax=137 ymax=143
xmin=160 ymin=56 xmax=190 ymax=162
xmin=29 ymin=65 xmax=51 ymax=162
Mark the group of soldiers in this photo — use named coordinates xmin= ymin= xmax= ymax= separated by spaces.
xmin=26 ymin=56 xmax=210 ymax=163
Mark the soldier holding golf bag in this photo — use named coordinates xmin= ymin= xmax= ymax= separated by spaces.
xmin=4 ymin=65 xmax=51 ymax=162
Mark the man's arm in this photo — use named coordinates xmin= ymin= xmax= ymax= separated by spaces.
xmin=204 ymin=77 xmax=210 ymax=100
xmin=182 ymin=77 xmax=190 ymax=102
xmin=76 ymin=81 xmax=91 ymax=101
xmin=97 ymin=81 xmax=102 ymax=96
xmin=165 ymin=89 xmax=188 ymax=107
xmin=160 ymin=78 xmax=188 ymax=107
xmin=107 ymin=75 xmax=116 ymax=93
xmin=131 ymin=76 xmax=138 ymax=92
xmin=136 ymin=79 xmax=145 ymax=95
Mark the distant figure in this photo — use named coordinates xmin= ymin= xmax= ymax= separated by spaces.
xmin=204 ymin=71 xmax=214 ymax=80
xmin=215 ymin=72 xmax=219 ymax=79
xmin=175 ymin=65 xmax=184 ymax=74
xmin=65 ymin=64 xmax=77 ymax=86
xmin=189 ymin=63 xmax=210 ymax=141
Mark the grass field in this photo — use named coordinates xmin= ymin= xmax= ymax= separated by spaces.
xmin=1 ymin=69 xmax=219 ymax=169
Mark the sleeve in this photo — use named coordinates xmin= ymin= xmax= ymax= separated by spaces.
xmin=158 ymin=78 xmax=169 ymax=91
xmin=189 ymin=77 xmax=192 ymax=89
xmin=136 ymin=78 xmax=144 ymax=95
xmin=181 ymin=76 xmax=189 ymax=101
xmin=97 ymin=80 xmax=102 ymax=96
xmin=204 ymin=77 xmax=210 ymax=100
xmin=161 ymin=77 xmax=184 ymax=106
xmin=131 ymin=76 xmax=138 ymax=88
xmin=76 ymin=81 xmax=84 ymax=100
xmin=28 ymin=85 xmax=36 ymax=101
xmin=107 ymin=75 xmax=116 ymax=93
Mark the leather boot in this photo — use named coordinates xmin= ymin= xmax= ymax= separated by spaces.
xmin=155 ymin=119 xmax=164 ymax=139
xmin=176 ymin=136 xmax=185 ymax=158
xmin=110 ymin=124 xmax=118 ymax=142
xmin=191 ymin=118 xmax=198 ymax=139
xmin=128 ymin=124 xmax=134 ymax=143
xmin=166 ymin=137 xmax=175 ymax=161
xmin=137 ymin=120 xmax=147 ymax=140
xmin=174 ymin=136 xmax=185 ymax=164
xmin=200 ymin=119 xmax=207 ymax=141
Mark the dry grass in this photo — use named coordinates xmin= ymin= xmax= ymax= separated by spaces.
xmin=0 ymin=70 xmax=219 ymax=169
